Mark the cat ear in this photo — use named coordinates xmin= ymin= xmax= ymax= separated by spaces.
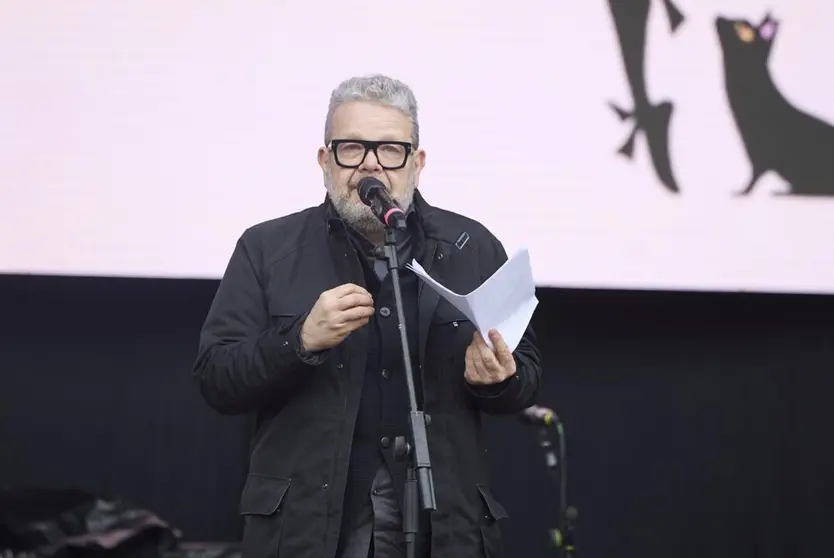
xmin=758 ymin=13 xmax=778 ymax=41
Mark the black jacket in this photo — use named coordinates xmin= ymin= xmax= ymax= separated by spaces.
xmin=192 ymin=192 xmax=542 ymax=557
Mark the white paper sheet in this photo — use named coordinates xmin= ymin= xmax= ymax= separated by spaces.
xmin=407 ymin=249 xmax=538 ymax=352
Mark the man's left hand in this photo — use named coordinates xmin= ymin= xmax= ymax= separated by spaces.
xmin=464 ymin=329 xmax=517 ymax=386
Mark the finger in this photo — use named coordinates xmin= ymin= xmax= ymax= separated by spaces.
xmin=465 ymin=343 xmax=475 ymax=371
xmin=488 ymin=329 xmax=514 ymax=368
xmin=471 ymin=333 xmax=489 ymax=372
xmin=466 ymin=342 xmax=487 ymax=382
xmin=339 ymin=315 xmax=371 ymax=334
xmin=470 ymin=340 xmax=491 ymax=382
xmin=464 ymin=343 xmax=477 ymax=383
xmin=479 ymin=353 xmax=502 ymax=381
xmin=334 ymin=292 xmax=374 ymax=310
xmin=474 ymin=332 xmax=502 ymax=376
xmin=330 ymin=283 xmax=370 ymax=298
xmin=473 ymin=330 xmax=487 ymax=349
xmin=338 ymin=305 xmax=376 ymax=323
xmin=337 ymin=310 xmax=373 ymax=329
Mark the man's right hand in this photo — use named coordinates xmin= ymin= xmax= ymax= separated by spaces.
xmin=300 ymin=283 xmax=375 ymax=352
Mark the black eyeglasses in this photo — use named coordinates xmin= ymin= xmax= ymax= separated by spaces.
xmin=329 ymin=139 xmax=413 ymax=170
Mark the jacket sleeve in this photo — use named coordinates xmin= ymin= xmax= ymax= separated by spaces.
xmin=191 ymin=234 xmax=325 ymax=415
xmin=466 ymin=235 xmax=542 ymax=414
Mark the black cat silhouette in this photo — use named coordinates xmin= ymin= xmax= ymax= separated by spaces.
xmin=716 ymin=13 xmax=834 ymax=197
xmin=607 ymin=0 xmax=685 ymax=194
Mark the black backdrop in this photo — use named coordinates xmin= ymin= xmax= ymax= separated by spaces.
xmin=2 ymin=273 xmax=833 ymax=558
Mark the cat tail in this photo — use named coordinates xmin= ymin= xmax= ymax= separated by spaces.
xmin=609 ymin=101 xmax=680 ymax=193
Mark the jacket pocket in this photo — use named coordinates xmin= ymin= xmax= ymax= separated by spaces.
xmin=239 ymin=474 xmax=292 ymax=557
xmin=433 ymin=303 xmax=473 ymax=329
xmin=428 ymin=305 xmax=477 ymax=409
xmin=431 ymin=303 xmax=476 ymax=357
xmin=476 ymin=484 xmax=508 ymax=558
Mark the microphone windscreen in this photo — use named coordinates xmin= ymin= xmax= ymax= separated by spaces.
xmin=357 ymin=176 xmax=386 ymax=205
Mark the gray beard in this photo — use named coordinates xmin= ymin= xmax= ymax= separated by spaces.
xmin=325 ymin=168 xmax=416 ymax=236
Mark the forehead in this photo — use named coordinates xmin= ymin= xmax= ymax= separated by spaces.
xmin=330 ymin=101 xmax=412 ymax=142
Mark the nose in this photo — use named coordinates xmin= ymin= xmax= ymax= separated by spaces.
xmin=358 ymin=148 xmax=382 ymax=172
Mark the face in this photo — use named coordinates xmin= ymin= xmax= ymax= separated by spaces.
xmin=317 ymin=101 xmax=426 ymax=236
xmin=716 ymin=14 xmax=778 ymax=62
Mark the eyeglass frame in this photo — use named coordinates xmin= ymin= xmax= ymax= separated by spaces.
xmin=328 ymin=139 xmax=414 ymax=170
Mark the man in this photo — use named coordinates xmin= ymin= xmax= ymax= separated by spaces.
xmin=192 ymin=74 xmax=542 ymax=558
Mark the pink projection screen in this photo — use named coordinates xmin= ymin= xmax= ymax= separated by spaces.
xmin=1 ymin=0 xmax=833 ymax=293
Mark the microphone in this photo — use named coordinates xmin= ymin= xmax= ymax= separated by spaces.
xmin=357 ymin=177 xmax=407 ymax=229
xmin=518 ymin=405 xmax=559 ymax=427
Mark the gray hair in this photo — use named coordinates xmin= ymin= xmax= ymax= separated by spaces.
xmin=324 ymin=74 xmax=420 ymax=147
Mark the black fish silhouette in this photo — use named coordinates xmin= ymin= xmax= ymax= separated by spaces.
xmin=607 ymin=0 xmax=685 ymax=194
xmin=716 ymin=13 xmax=834 ymax=197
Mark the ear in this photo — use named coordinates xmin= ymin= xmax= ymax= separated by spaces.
xmin=758 ymin=13 xmax=778 ymax=41
xmin=411 ymin=148 xmax=426 ymax=188
xmin=759 ymin=11 xmax=773 ymax=26
xmin=317 ymin=146 xmax=329 ymax=173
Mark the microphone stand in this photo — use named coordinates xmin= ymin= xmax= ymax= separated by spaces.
xmin=376 ymin=224 xmax=437 ymax=558
xmin=536 ymin=419 xmax=577 ymax=557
